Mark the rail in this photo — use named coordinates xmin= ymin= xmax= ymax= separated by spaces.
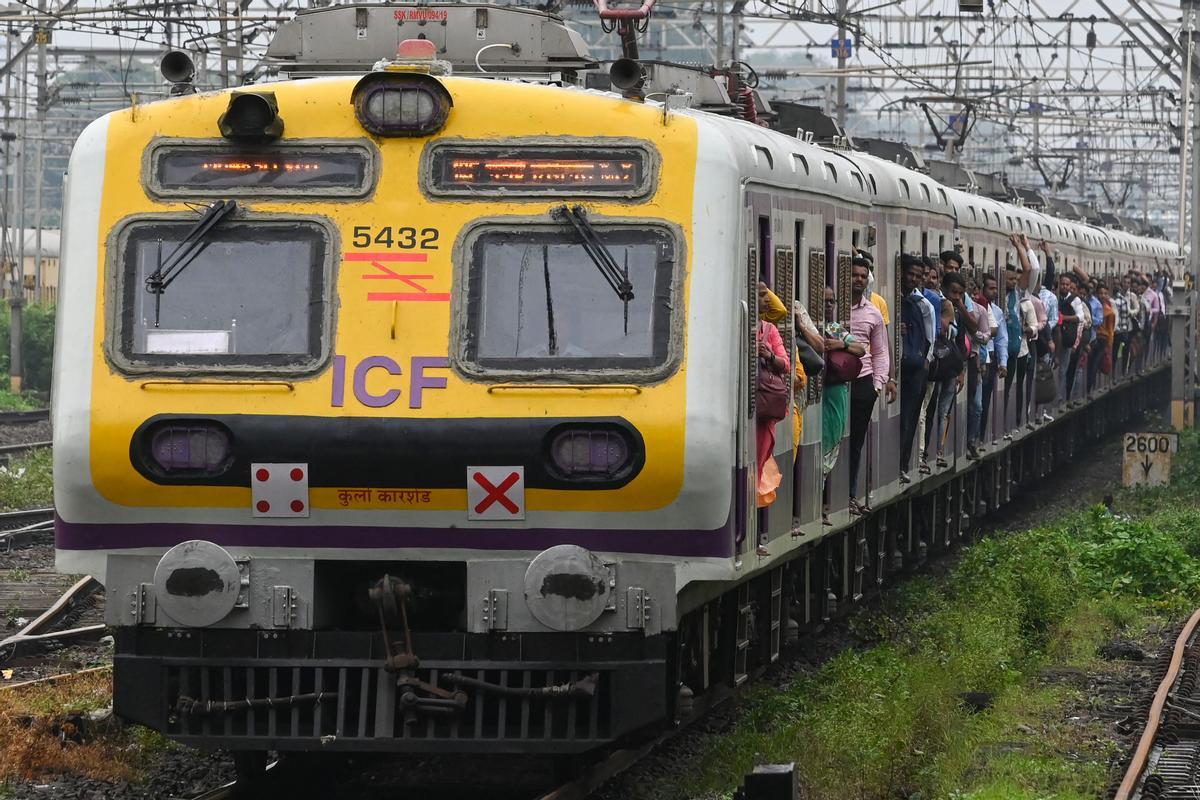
xmin=0 ymin=440 xmax=51 ymax=457
xmin=0 ymin=409 xmax=49 ymax=424
xmin=0 ymin=575 xmax=105 ymax=661
xmin=1114 ymin=607 xmax=1200 ymax=800
xmin=0 ymin=507 xmax=56 ymax=552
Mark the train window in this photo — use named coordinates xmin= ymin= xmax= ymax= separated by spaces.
xmin=851 ymin=172 xmax=864 ymax=192
xmin=146 ymin=140 xmax=376 ymax=199
xmin=112 ymin=218 xmax=332 ymax=374
xmin=968 ymin=206 xmax=977 ymax=221
xmin=753 ymin=146 xmax=774 ymax=169
xmin=794 ymin=220 xmax=805 ymax=305
xmin=824 ymin=162 xmax=838 ymax=182
xmin=919 ymin=184 xmax=931 ymax=202
xmin=792 ymin=154 xmax=809 ymax=175
xmin=899 ymin=179 xmax=910 ymax=199
xmin=937 ymin=188 xmax=948 ymax=205
xmin=758 ymin=215 xmax=771 ymax=280
xmin=424 ymin=141 xmax=655 ymax=199
xmin=457 ymin=224 xmax=678 ymax=377
xmin=869 ymin=175 xmax=878 ymax=194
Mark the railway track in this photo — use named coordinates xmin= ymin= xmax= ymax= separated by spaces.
xmin=0 ymin=409 xmax=49 ymax=425
xmin=0 ymin=440 xmax=52 ymax=458
xmin=0 ymin=575 xmax=105 ymax=661
xmin=1116 ymin=608 xmax=1200 ymax=800
xmin=179 ymin=761 xmax=281 ymax=800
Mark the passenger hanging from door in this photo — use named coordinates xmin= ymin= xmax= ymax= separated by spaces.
xmin=819 ymin=285 xmax=863 ymax=525
xmin=754 ymin=287 xmax=791 ymax=556
xmin=899 ymin=254 xmax=935 ymax=483
xmin=847 ymin=257 xmax=893 ymax=516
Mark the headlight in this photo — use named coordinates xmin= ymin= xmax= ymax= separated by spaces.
xmin=546 ymin=425 xmax=636 ymax=481
xmin=352 ymin=72 xmax=452 ymax=137
xmin=148 ymin=422 xmax=234 ymax=475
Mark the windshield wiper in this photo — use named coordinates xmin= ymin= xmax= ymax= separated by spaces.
xmin=542 ymin=245 xmax=558 ymax=356
xmin=550 ymin=204 xmax=634 ymax=334
xmin=145 ymin=199 xmax=238 ymax=328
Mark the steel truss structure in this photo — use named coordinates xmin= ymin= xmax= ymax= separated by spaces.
xmin=0 ymin=0 xmax=1195 ymax=284
xmin=566 ymin=0 xmax=1194 ymax=240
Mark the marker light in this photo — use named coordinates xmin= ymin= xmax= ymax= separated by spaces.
xmin=352 ymin=72 xmax=452 ymax=137
xmin=547 ymin=426 xmax=635 ymax=481
xmin=148 ymin=423 xmax=233 ymax=476
xmin=218 ymin=91 xmax=284 ymax=142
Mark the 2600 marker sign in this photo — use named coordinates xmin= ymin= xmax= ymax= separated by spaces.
xmin=351 ymin=225 xmax=440 ymax=249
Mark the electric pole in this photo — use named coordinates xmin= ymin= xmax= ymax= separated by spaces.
xmin=715 ymin=0 xmax=725 ymax=68
xmin=32 ymin=0 xmax=47 ymax=306
xmin=835 ymin=0 xmax=848 ymax=127
xmin=10 ymin=44 xmax=25 ymax=395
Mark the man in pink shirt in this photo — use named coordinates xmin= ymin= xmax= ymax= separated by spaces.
xmin=848 ymin=258 xmax=893 ymax=514
xmin=1143 ymin=281 xmax=1162 ymax=358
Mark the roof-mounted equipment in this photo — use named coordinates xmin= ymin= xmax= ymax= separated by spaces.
xmin=353 ymin=68 xmax=453 ymax=138
xmin=265 ymin=4 xmax=596 ymax=83
xmin=218 ymin=92 xmax=284 ymax=142
xmin=608 ymin=58 xmax=646 ymax=98
xmin=160 ymin=51 xmax=196 ymax=96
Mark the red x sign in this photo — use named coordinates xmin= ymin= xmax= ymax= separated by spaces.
xmin=467 ymin=466 xmax=525 ymax=520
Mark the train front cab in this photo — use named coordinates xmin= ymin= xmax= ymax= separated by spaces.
xmin=53 ymin=74 xmax=749 ymax=756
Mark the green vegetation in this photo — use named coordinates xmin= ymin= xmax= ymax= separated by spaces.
xmin=684 ymin=430 xmax=1200 ymax=800
xmin=0 ymin=389 xmax=41 ymax=412
xmin=0 ymin=304 xmax=55 ymax=395
xmin=0 ymin=449 xmax=54 ymax=511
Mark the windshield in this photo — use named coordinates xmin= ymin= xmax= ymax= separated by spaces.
xmin=115 ymin=219 xmax=330 ymax=372
xmin=461 ymin=226 xmax=676 ymax=375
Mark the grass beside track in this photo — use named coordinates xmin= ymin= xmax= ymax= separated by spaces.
xmin=685 ymin=429 xmax=1200 ymax=800
xmin=0 ymin=449 xmax=53 ymax=511
xmin=0 ymin=670 xmax=129 ymax=784
xmin=0 ymin=671 xmax=177 ymax=792
xmin=0 ymin=390 xmax=44 ymax=412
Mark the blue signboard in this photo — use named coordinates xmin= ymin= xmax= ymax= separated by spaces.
xmin=830 ymin=38 xmax=853 ymax=59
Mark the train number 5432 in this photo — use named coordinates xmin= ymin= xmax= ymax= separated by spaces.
xmin=351 ymin=225 xmax=439 ymax=249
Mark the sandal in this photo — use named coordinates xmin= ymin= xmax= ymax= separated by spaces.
xmin=918 ymin=461 xmax=932 ymax=475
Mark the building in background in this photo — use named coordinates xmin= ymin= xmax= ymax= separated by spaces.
xmin=2 ymin=229 xmax=60 ymax=306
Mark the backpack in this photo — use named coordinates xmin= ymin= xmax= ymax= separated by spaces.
xmin=1006 ymin=291 xmax=1022 ymax=356
xmin=927 ymin=333 xmax=965 ymax=382
xmin=900 ymin=294 xmax=931 ymax=371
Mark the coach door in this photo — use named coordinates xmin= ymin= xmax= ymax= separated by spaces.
xmin=736 ymin=206 xmax=758 ymax=565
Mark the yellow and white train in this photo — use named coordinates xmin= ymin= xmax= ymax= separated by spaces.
xmin=52 ymin=2 xmax=1177 ymax=766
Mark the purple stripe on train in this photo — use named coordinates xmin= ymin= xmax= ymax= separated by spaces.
xmin=54 ymin=514 xmax=735 ymax=558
